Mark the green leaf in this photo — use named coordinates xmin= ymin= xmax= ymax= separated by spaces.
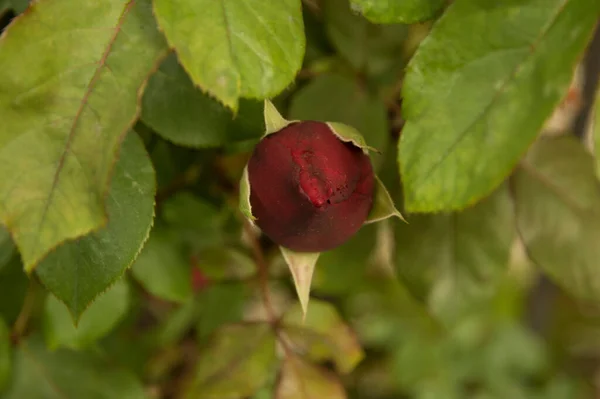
xmin=3 ymin=336 xmax=146 ymax=399
xmin=282 ymin=299 xmax=364 ymax=374
xmin=289 ymin=74 xmax=388 ymax=153
xmin=35 ymin=133 xmax=156 ymax=322
xmin=196 ymin=283 xmax=249 ymax=340
xmin=350 ymin=0 xmax=444 ymax=24
xmin=131 ymin=229 xmax=191 ymax=303
xmin=593 ymin=86 xmax=600 ymax=178
xmin=281 ymin=248 xmax=320 ymax=318
xmin=264 ymin=99 xmax=294 ymax=135
xmin=513 ymin=137 xmax=600 ymax=302
xmin=9 ymin=0 xmax=28 ymax=14
xmin=395 ymin=185 xmax=514 ymax=322
xmin=161 ymin=192 xmax=225 ymax=249
xmin=324 ymin=0 xmax=408 ymax=76
xmin=275 ymin=355 xmax=346 ymax=399
xmin=0 ymin=256 xmax=28 ymax=325
xmin=399 ymin=0 xmax=600 ymax=212
xmin=184 ymin=323 xmax=277 ymax=399
xmin=0 ymin=226 xmax=14 ymax=272
xmin=239 ymin=166 xmax=256 ymax=221
xmin=0 ymin=318 xmax=10 ymax=392
xmin=313 ymin=223 xmax=377 ymax=296
xmin=0 ymin=0 xmax=167 ymax=272
xmin=43 ymin=278 xmax=129 ymax=350
xmin=366 ymin=175 xmax=405 ymax=223
xmin=153 ymin=0 xmax=305 ymax=111
xmin=141 ymin=54 xmax=263 ymax=148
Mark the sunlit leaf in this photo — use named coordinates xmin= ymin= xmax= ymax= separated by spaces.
xmin=131 ymin=228 xmax=191 ymax=303
xmin=513 ymin=136 xmax=600 ymax=302
xmin=153 ymin=0 xmax=305 ymax=111
xmin=350 ymin=0 xmax=444 ymax=24
xmin=184 ymin=323 xmax=277 ymax=399
xmin=275 ymin=355 xmax=346 ymax=399
xmin=399 ymin=0 xmax=600 ymax=212
xmin=36 ymin=133 xmax=155 ymax=322
xmin=282 ymin=299 xmax=364 ymax=374
xmin=43 ymin=278 xmax=129 ymax=350
xmin=0 ymin=0 xmax=167 ymax=271
xmin=3 ymin=336 xmax=146 ymax=399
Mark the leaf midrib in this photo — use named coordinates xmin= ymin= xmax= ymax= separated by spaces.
xmin=407 ymin=0 xmax=570 ymax=189
xmin=31 ymin=0 xmax=136 ymax=268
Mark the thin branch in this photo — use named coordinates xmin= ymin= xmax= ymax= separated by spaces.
xmin=11 ymin=280 xmax=36 ymax=343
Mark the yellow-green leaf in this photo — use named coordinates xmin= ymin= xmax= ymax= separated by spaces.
xmin=0 ymin=0 xmax=167 ymax=272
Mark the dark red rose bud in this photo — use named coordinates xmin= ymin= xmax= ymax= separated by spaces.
xmin=248 ymin=121 xmax=374 ymax=252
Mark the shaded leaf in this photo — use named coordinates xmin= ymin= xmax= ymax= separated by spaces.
xmin=43 ymin=278 xmax=129 ymax=350
xmin=395 ymin=185 xmax=514 ymax=322
xmin=289 ymin=74 xmax=388 ymax=153
xmin=0 ymin=0 xmax=167 ymax=271
xmin=282 ymin=299 xmax=364 ymax=374
xmin=593 ymin=86 xmax=600 ymax=178
xmin=0 ymin=226 xmax=14 ymax=272
xmin=196 ymin=283 xmax=250 ymax=340
xmin=141 ymin=54 xmax=263 ymax=148
xmin=9 ymin=0 xmax=28 ymax=14
xmin=313 ymin=224 xmax=377 ymax=295
xmin=184 ymin=323 xmax=277 ymax=399
xmin=161 ymin=192 xmax=225 ymax=249
xmin=275 ymin=355 xmax=346 ymax=399
xmin=350 ymin=0 xmax=444 ymax=24
xmin=0 ymin=256 xmax=28 ymax=325
xmin=131 ymin=229 xmax=191 ymax=303
xmin=36 ymin=133 xmax=155 ymax=322
xmin=399 ymin=0 xmax=600 ymax=212
xmin=324 ymin=0 xmax=408 ymax=76
xmin=281 ymin=248 xmax=320 ymax=318
xmin=3 ymin=336 xmax=146 ymax=399
xmin=0 ymin=318 xmax=10 ymax=392
xmin=513 ymin=136 xmax=600 ymax=302
xmin=153 ymin=0 xmax=305 ymax=111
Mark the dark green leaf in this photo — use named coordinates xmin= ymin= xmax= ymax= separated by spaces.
xmin=196 ymin=283 xmax=249 ymax=340
xmin=184 ymin=323 xmax=277 ymax=399
xmin=513 ymin=137 xmax=600 ymax=302
xmin=0 ymin=318 xmax=10 ymax=392
xmin=350 ymin=0 xmax=444 ymax=24
xmin=324 ymin=0 xmax=408 ymax=76
xmin=43 ymin=278 xmax=130 ymax=350
xmin=131 ymin=228 xmax=191 ymax=303
xmin=289 ymin=74 xmax=389 ymax=155
xmin=9 ymin=0 xmax=28 ymax=14
xmin=3 ymin=337 xmax=146 ymax=399
xmin=36 ymin=133 xmax=155 ymax=322
xmin=313 ymin=223 xmax=376 ymax=295
xmin=0 ymin=0 xmax=167 ymax=271
xmin=153 ymin=0 xmax=305 ymax=111
xmin=0 ymin=257 xmax=28 ymax=325
xmin=395 ymin=185 xmax=514 ymax=322
xmin=282 ymin=300 xmax=364 ymax=374
xmin=0 ymin=226 xmax=14 ymax=272
xmin=399 ymin=0 xmax=600 ymax=212
xmin=142 ymin=54 xmax=263 ymax=148
xmin=275 ymin=355 xmax=346 ymax=399
xmin=161 ymin=192 xmax=224 ymax=249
